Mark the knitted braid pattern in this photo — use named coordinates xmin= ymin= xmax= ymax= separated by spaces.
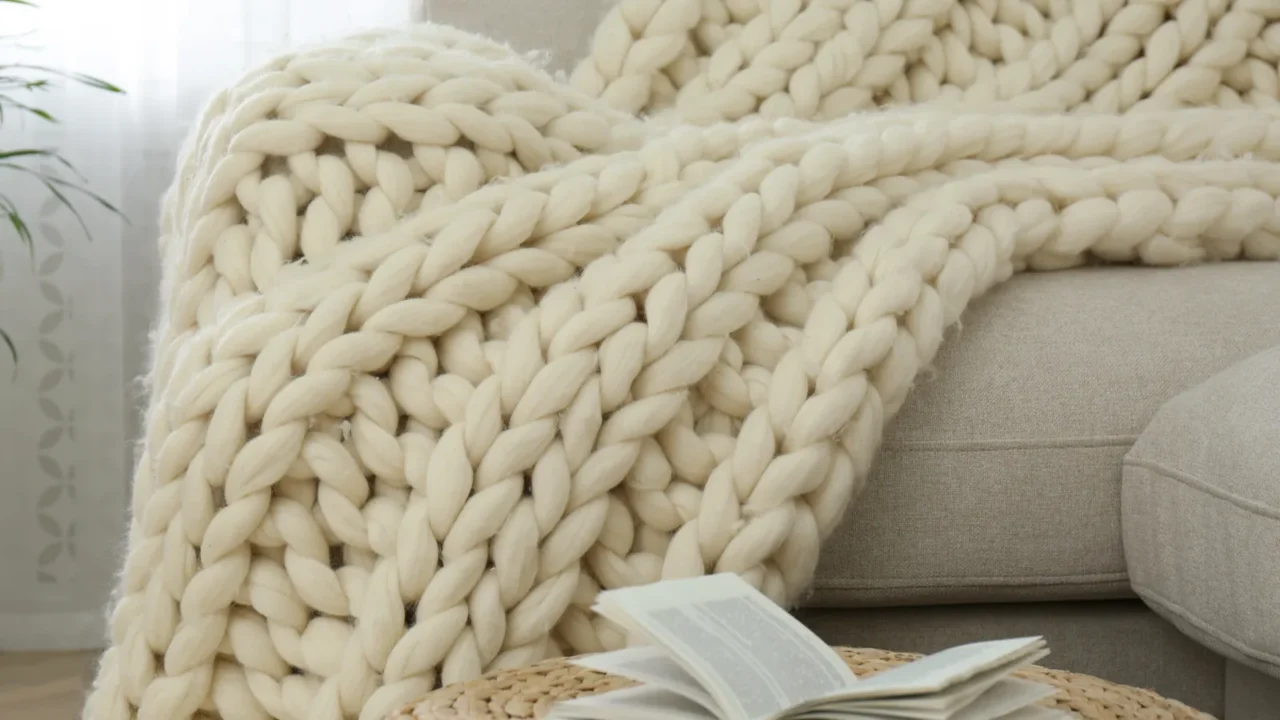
xmin=86 ymin=3 xmax=1280 ymax=720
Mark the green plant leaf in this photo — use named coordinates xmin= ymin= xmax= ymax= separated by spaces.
xmin=0 ymin=93 xmax=56 ymax=122
xmin=7 ymin=64 xmax=125 ymax=93
xmin=43 ymin=172 xmax=125 ymax=224
xmin=0 ymin=0 xmax=38 ymax=6
xmin=0 ymin=75 xmax=42 ymax=85
xmin=32 ymin=176 xmax=91 ymax=240
xmin=6 ymin=210 xmax=32 ymax=249
xmin=0 ymin=148 xmax=55 ymax=160
xmin=0 ymin=78 xmax=50 ymax=92
xmin=50 ymin=170 xmax=121 ymax=209
xmin=0 ymin=327 xmax=17 ymax=377
xmin=0 ymin=146 xmax=87 ymax=179
xmin=0 ymin=147 xmax=87 ymax=182
xmin=0 ymin=162 xmax=126 ymax=242
xmin=0 ymin=193 xmax=34 ymax=260
xmin=43 ymin=152 xmax=87 ymax=182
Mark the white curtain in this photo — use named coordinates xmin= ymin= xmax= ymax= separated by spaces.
xmin=0 ymin=0 xmax=423 ymax=651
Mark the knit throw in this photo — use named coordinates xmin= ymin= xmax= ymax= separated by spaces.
xmin=87 ymin=1 xmax=1280 ymax=718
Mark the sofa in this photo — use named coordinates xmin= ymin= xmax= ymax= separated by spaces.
xmin=426 ymin=2 xmax=1280 ymax=717
xmin=797 ymin=262 xmax=1280 ymax=719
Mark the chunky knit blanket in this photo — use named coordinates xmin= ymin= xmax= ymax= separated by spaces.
xmin=88 ymin=1 xmax=1280 ymax=718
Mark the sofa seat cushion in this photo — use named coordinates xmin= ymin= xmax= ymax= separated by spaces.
xmin=806 ymin=262 xmax=1280 ymax=608
xmin=1122 ymin=345 xmax=1280 ymax=680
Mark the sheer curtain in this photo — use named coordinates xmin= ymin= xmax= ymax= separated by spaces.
xmin=0 ymin=0 xmax=423 ymax=651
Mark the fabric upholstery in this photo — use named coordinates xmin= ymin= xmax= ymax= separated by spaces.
xmin=1223 ymin=661 xmax=1280 ymax=717
xmin=428 ymin=0 xmax=609 ymax=71
xmin=1225 ymin=662 xmax=1280 ymax=720
xmin=1123 ymin=345 xmax=1280 ymax=681
xmin=809 ymin=262 xmax=1280 ymax=607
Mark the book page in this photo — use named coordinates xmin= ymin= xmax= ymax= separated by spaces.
xmin=548 ymin=684 xmax=718 ymax=720
xmin=594 ymin=574 xmax=857 ymax=720
xmin=830 ymin=677 xmax=1054 ymax=720
xmin=817 ymin=638 xmax=1047 ymax=702
xmin=950 ymin=679 xmax=1056 ymax=720
xmin=990 ymin=707 xmax=1074 ymax=720
xmin=573 ymin=647 xmax=720 ymax=715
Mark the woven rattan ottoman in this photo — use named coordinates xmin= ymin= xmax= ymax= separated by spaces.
xmin=391 ymin=647 xmax=1211 ymax=720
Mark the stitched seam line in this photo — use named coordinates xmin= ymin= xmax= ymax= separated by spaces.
xmin=1123 ymin=457 xmax=1280 ymax=520
xmin=1134 ymin=582 xmax=1280 ymax=671
xmin=813 ymin=572 xmax=1129 ymax=589
xmin=882 ymin=435 xmax=1138 ymax=452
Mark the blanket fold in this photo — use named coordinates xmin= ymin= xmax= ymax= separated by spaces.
xmin=87 ymin=3 xmax=1280 ymax=719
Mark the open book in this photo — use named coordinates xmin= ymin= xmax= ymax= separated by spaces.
xmin=548 ymin=574 xmax=1069 ymax=720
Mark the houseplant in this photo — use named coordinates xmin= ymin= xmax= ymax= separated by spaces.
xmin=0 ymin=0 xmax=124 ymax=371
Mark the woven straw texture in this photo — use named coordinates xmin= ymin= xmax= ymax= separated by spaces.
xmin=85 ymin=0 xmax=1280 ymax=718
xmin=392 ymin=647 xmax=1212 ymax=720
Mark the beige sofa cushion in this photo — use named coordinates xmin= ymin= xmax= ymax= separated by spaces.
xmin=1122 ymin=345 xmax=1280 ymax=681
xmin=808 ymin=262 xmax=1280 ymax=607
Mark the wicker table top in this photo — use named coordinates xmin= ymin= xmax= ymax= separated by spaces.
xmin=391 ymin=647 xmax=1212 ymax=720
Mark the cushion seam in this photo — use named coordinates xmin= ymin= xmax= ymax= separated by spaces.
xmin=882 ymin=435 xmax=1138 ymax=452
xmin=813 ymin=572 xmax=1129 ymax=589
xmin=1134 ymin=582 xmax=1280 ymax=672
xmin=1123 ymin=457 xmax=1280 ymax=520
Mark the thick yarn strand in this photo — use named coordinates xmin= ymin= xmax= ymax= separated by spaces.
xmin=86 ymin=4 xmax=1280 ymax=720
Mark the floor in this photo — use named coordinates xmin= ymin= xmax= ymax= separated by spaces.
xmin=0 ymin=651 xmax=97 ymax=719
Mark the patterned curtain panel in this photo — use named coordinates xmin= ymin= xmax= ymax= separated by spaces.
xmin=0 ymin=0 xmax=422 ymax=652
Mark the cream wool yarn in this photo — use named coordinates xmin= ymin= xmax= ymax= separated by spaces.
xmin=87 ymin=2 xmax=1280 ymax=719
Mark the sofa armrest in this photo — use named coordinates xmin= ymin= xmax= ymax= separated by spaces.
xmin=1122 ymin=344 xmax=1280 ymax=680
